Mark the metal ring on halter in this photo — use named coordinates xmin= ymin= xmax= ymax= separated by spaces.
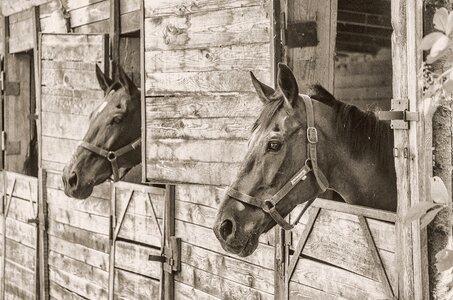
xmin=307 ymin=127 xmax=318 ymax=144
xmin=107 ymin=151 xmax=117 ymax=162
xmin=262 ymin=200 xmax=275 ymax=213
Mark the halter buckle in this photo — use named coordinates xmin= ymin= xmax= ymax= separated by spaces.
xmin=307 ymin=127 xmax=318 ymax=144
xmin=107 ymin=151 xmax=117 ymax=162
xmin=262 ymin=200 xmax=276 ymax=213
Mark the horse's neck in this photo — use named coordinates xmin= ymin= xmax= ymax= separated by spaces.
xmin=329 ymin=153 xmax=397 ymax=212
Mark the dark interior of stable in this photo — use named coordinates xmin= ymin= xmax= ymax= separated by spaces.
xmin=334 ymin=0 xmax=393 ymax=111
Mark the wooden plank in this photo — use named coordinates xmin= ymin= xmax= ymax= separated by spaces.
xmin=117 ymin=212 xmax=163 ymax=247
xmin=69 ymin=0 xmax=110 ymax=28
xmin=66 ymin=0 xmax=106 ymax=11
xmin=49 ymin=281 xmax=86 ymax=300
xmin=47 ymin=219 xmax=109 ymax=254
xmin=5 ymin=196 xmax=36 ymax=224
xmin=41 ymin=113 xmax=89 ymax=140
xmin=120 ymin=10 xmax=140 ymax=34
xmin=145 ymin=93 xmax=262 ymax=119
xmin=146 ymin=160 xmax=240 ymax=185
xmin=174 ymin=281 xmax=220 ymax=300
xmin=180 ymin=242 xmax=274 ymax=294
xmin=285 ymin=0 xmax=337 ymax=92
xmin=145 ymin=69 xmax=270 ymax=95
xmin=42 ymin=136 xmax=78 ymax=164
xmin=49 ymin=267 xmax=107 ymax=300
xmin=290 ymin=258 xmax=389 ymax=299
xmin=1 ymin=0 xmax=49 ymax=16
xmin=47 ymin=188 xmax=110 ymax=217
xmin=5 ymin=218 xmax=36 ymax=248
xmin=175 ymin=184 xmax=225 ymax=210
xmin=45 ymin=170 xmax=110 ymax=199
xmin=144 ymin=0 xmax=264 ymax=18
xmin=114 ymin=240 xmax=161 ymax=279
xmin=48 ymin=250 xmax=108 ymax=290
xmin=4 ymin=282 xmax=34 ymax=300
xmin=48 ymin=204 xmax=110 ymax=235
xmin=164 ymin=185 xmax=175 ymax=299
xmin=114 ymin=268 xmax=160 ymax=299
xmin=147 ymin=139 xmax=248 ymax=163
xmin=9 ymin=14 xmax=34 ymax=53
xmin=288 ymin=282 xmax=337 ymax=300
xmin=41 ymin=33 xmax=107 ymax=62
xmin=176 ymin=262 xmax=273 ymax=300
xmin=4 ymin=261 xmax=35 ymax=295
xmin=145 ymin=43 xmax=270 ymax=73
xmin=4 ymin=238 xmax=36 ymax=271
xmin=41 ymin=87 xmax=104 ymax=115
xmin=175 ymin=219 xmax=274 ymax=270
xmin=146 ymin=117 xmax=255 ymax=140
xmin=120 ymin=0 xmax=140 ymax=14
xmin=144 ymin=6 xmax=270 ymax=51
xmin=309 ymin=198 xmax=397 ymax=223
xmin=48 ymin=235 xmax=109 ymax=271
xmin=115 ymin=185 xmax=165 ymax=219
xmin=41 ymin=61 xmax=103 ymax=90
xmin=72 ymin=19 xmax=110 ymax=34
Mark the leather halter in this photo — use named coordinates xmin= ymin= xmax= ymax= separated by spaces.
xmin=79 ymin=138 xmax=141 ymax=182
xmin=225 ymin=95 xmax=329 ymax=230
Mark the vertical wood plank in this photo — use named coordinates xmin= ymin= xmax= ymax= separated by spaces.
xmin=392 ymin=0 xmax=427 ymax=299
xmin=110 ymin=0 xmax=120 ymax=79
xmin=285 ymin=0 xmax=337 ymax=93
xmin=164 ymin=184 xmax=175 ymax=300
xmin=38 ymin=169 xmax=48 ymax=300
xmin=140 ymin=0 xmax=147 ymax=183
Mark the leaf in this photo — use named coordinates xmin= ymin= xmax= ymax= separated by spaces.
xmin=421 ymin=32 xmax=445 ymax=50
xmin=402 ymin=201 xmax=442 ymax=225
xmin=420 ymin=205 xmax=445 ymax=229
xmin=447 ymin=12 xmax=453 ymax=35
xmin=431 ymin=176 xmax=451 ymax=203
xmin=430 ymin=35 xmax=450 ymax=57
xmin=434 ymin=7 xmax=449 ymax=32
xmin=436 ymin=249 xmax=453 ymax=273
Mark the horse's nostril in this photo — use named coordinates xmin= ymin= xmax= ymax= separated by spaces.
xmin=67 ymin=171 xmax=78 ymax=188
xmin=219 ymin=219 xmax=234 ymax=241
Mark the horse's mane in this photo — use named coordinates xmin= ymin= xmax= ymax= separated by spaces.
xmin=252 ymin=84 xmax=393 ymax=170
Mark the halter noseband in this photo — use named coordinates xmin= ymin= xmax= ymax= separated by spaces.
xmin=225 ymin=95 xmax=329 ymax=230
xmin=79 ymin=138 xmax=141 ymax=182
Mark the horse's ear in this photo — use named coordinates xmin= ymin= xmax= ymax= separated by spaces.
xmin=250 ymin=72 xmax=275 ymax=104
xmin=277 ymin=63 xmax=298 ymax=110
xmin=117 ymin=64 xmax=137 ymax=94
xmin=95 ymin=64 xmax=113 ymax=92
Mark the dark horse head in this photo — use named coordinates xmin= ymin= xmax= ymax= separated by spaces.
xmin=213 ymin=63 xmax=397 ymax=257
xmin=62 ymin=65 xmax=141 ymax=199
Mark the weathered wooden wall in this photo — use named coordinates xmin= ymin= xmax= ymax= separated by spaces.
xmin=0 ymin=172 xmax=39 ymax=299
xmin=144 ymin=0 xmax=276 ymax=298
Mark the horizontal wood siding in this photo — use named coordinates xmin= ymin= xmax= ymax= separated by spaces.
xmin=1 ymin=172 xmax=38 ymax=299
xmin=144 ymin=0 xmax=270 ymax=186
xmin=8 ymin=9 xmax=34 ymax=53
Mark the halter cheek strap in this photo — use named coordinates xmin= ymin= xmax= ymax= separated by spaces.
xmin=79 ymin=138 xmax=141 ymax=182
xmin=225 ymin=95 xmax=329 ymax=231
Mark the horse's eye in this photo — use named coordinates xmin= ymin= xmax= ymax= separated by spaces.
xmin=111 ymin=116 xmax=122 ymax=124
xmin=267 ymin=141 xmax=282 ymax=152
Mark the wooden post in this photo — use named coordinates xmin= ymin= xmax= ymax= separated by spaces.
xmin=109 ymin=0 xmax=120 ymax=79
xmin=164 ymin=185 xmax=175 ymax=300
xmin=392 ymin=0 xmax=428 ymax=299
xmin=140 ymin=0 xmax=147 ymax=183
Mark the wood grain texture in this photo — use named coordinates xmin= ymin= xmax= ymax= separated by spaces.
xmin=145 ymin=0 xmax=268 ymax=18
xmin=41 ymin=34 xmax=106 ymax=62
xmin=1 ymin=0 xmax=49 ymax=16
xmin=145 ymin=43 xmax=270 ymax=73
xmin=69 ymin=0 xmax=110 ymax=28
xmin=175 ymin=281 xmax=220 ymax=300
xmin=9 ymin=11 xmax=34 ymax=53
xmin=144 ymin=6 xmax=269 ymax=51
xmin=114 ymin=241 xmax=161 ymax=279
xmin=114 ymin=268 xmax=160 ymax=299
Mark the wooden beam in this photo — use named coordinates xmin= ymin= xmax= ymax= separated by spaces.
xmin=164 ymin=185 xmax=175 ymax=300
xmin=391 ymin=0 xmax=428 ymax=299
xmin=140 ymin=0 xmax=146 ymax=183
xmin=110 ymin=0 xmax=120 ymax=79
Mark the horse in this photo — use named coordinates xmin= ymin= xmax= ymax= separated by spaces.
xmin=213 ymin=63 xmax=397 ymax=257
xmin=62 ymin=64 xmax=142 ymax=199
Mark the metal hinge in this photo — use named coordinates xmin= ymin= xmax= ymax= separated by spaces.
xmin=148 ymin=236 xmax=181 ymax=274
xmin=280 ymin=13 xmax=318 ymax=48
xmin=377 ymin=98 xmax=419 ymax=130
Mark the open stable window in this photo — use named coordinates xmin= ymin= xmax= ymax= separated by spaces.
xmin=334 ymin=0 xmax=393 ymax=110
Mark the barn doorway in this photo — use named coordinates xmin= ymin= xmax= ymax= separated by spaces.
xmin=333 ymin=0 xmax=393 ymax=111
xmin=2 ymin=50 xmax=38 ymax=177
